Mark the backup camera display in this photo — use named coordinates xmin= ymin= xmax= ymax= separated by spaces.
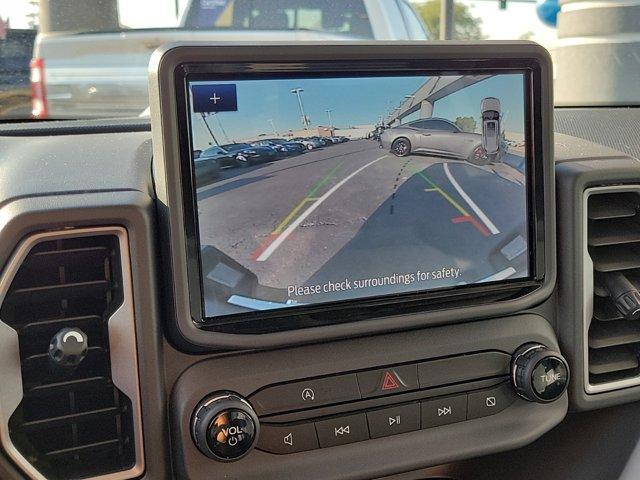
xmin=188 ymin=73 xmax=531 ymax=318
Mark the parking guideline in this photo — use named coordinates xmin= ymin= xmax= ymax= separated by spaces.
xmin=414 ymin=167 xmax=491 ymax=237
xmin=273 ymin=161 xmax=345 ymax=235
xmin=415 ymin=170 xmax=470 ymax=217
xmin=255 ymin=155 xmax=389 ymax=262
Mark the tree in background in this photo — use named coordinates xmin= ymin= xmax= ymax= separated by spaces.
xmin=26 ymin=0 xmax=39 ymax=29
xmin=454 ymin=116 xmax=477 ymax=133
xmin=414 ymin=0 xmax=486 ymax=40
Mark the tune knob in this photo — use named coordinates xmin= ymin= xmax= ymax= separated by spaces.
xmin=191 ymin=392 xmax=259 ymax=462
xmin=511 ymin=343 xmax=569 ymax=403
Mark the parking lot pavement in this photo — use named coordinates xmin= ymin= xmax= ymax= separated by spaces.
xmin=197 ymin=139 xmax=528 ymax=304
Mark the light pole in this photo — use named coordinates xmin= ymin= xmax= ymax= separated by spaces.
xmin=213 ymin=112 xmax=231 ymax=143
xmin=200 ymin=113 xmax=219 ymax=146
xmin=440 ymin=0 xmax=454 ymax=40
xmin=326 ymin=109 xmax=333 ymax=128
xmin=291 ymin=88 xmax=310 ymax=129
xmin=268 ymin=119 xmax=278 ymax=136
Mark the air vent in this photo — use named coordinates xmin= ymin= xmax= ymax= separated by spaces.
xmin=586 ymin=188 xmax=640 ymax=392
xmin=0 ymin=228 xmax=143 ymax=480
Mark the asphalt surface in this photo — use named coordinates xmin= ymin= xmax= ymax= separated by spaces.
xmin=196 ymin=139 xmax=528 ymax=313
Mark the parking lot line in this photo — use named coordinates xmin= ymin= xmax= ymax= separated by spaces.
xmin=443 ymin=163 xmax=500 ymax=235
xmin=256 ymin=154 xmax=389 ymax=262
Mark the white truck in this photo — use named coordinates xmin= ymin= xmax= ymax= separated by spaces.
xmin=31 ymin=0 xmax=428 ymax=119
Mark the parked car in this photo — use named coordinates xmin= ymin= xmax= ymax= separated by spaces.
xmin=481 ymin=97 xmax=502 ymax=155
xmin=262 ymin=138 xmax=308 ymax=153
xmin=251 ymin=139 xmax=306 ymax=156
xmin=222 ymin=143 xmax=279 ymax=165
xmin=199 ymin=145 xmax=239 ymax=168
xmin=318 ymin=136 xmax=335 ymax=146
xmin=308 ymin=136 xmax=331 ymax=147
xmin=194 ymin=155 xmax=221 ymax=186
xmin=30 ymin=0 xmax=428 ymax=119
xmin=379 ymin=117 xmax=507 ymax=165
xmin=293 ymin=137 xmax=325 ymax=150
xmin=251 ymin=140 xmax=287 ymax=157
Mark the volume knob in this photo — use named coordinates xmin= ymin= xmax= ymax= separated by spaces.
xmin=191 ymin=392 xmax=259 ymax=462
xmin=511 ymin=343 xmax=569 ymax=403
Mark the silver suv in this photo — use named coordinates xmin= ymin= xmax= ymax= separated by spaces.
xmin=31 ymin=0 xmax=427 ymax=119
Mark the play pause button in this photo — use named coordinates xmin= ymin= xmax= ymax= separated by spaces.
xmin=366 ymin=403 xmax=420 ymax=439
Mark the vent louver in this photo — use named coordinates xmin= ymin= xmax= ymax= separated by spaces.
xmin=0 ymin=233 xmax=138 ymax=479
xmin=587 ymin=190 xmax=640 ymax=389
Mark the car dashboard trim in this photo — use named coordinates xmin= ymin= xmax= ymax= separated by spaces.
xmin=0 ymin=227 xmax=145 ymax=480
xmin=583 ymin=185 xmax=640 ymax=394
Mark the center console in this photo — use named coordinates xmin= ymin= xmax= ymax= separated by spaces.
xmin=148 ymin=42 xmax=565 ymax=479
xmin=170 ymin=315 xmax=567 ymax=479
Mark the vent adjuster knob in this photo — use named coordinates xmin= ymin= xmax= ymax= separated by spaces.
xmin=602 ymin=272 xmax=640 ymax=321
xmin=48 ymin=327 xmax=89 ymax=368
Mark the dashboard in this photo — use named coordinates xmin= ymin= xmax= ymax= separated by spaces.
xmin=0 ymin=42 xmax=639 ymax=480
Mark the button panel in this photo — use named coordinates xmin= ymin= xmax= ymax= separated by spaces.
xmin=250 ymin=352 xmax=519 ymax=455
xmin=256 ymin=383 xmax=518 ymax=455
xmin=248 ymin=351 xmax=511 ymax=416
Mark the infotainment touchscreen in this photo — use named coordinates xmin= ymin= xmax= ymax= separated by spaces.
xmin=186 ymin=71 xmax=533 ymax=319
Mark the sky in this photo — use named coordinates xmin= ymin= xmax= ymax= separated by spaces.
xmin=189 ymin=73 xmax=525 ymax=148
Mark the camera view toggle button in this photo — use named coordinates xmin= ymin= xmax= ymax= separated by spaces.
xmin=467 ymin=383 xmax=516 ymax=419
xmin=249 ymin=374 xmax=361 ymax=415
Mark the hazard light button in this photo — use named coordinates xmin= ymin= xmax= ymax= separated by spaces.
xmin=357 ymin=365 xmax=418 ymax=398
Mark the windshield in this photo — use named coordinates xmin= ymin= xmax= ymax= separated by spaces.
xmin=0 ymin=0 xmax=638 ymax=121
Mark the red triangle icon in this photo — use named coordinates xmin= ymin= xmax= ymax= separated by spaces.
xmin=381 ymin=371 xmax=400 ymax=391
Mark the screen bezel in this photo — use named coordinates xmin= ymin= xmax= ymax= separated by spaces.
xmin=174 ymin=58 xmax=546 ymax=330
